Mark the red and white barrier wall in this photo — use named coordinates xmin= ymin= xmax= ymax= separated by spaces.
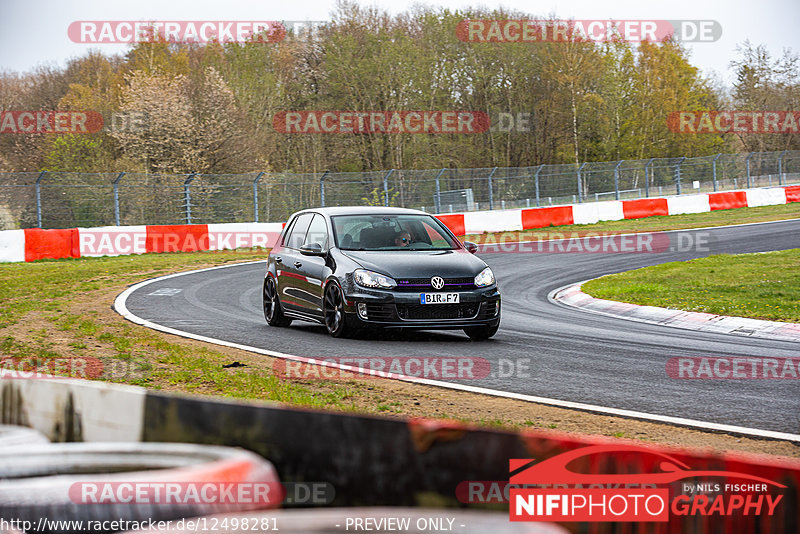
xmin=0 ymin=223 xmax=283 ymax=263
xmin=1 ymin=185 xmax=799 ymax=262
xmin=436 ymin=185 xmax=800 ymax=237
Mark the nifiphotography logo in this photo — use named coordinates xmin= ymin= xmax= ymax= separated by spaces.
xmin=509 ymin=445 xmax=785 ymax=522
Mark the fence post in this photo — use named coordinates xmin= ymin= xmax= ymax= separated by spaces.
xmin=253 ymin=171 xmax=264 ymax=222
xmin=434 ymin=168 xmax=446 ymax=214
xmin=113 ymin=172 xmax=125 ymax=226
xmin=487 ymin=166 xmax=498 ymax=210
xmin=613 ymin=160 xmax=623 ymax=200
xmin=778 ymin=150 xmax=787 ymax=186
xmin=184 ymin=173 xmax=196 ymax=224
xmin=711 ymin=153 xmax=721 ymax=192
xmin=576 ymin=162 xmax=586 ymax=203
xmin=319 ymin=170 xmax=329 ymax=207
xmin=644 ymin=158 xmax=654 ymax=197
xmin=534 ymin=165 xmax=543 ymax=207
xmin=35 ymin=171 xmax=46 ymax=228
xmin=746 ymin=152 xmax=754 ymax=189
xmin=383 ymin=169 xmax=394 ymax=206
xmin=675 ymin=157 xmax=686 ymax=195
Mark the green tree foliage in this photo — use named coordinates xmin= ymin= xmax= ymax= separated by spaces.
xmin=731 ymin=41 xmax=800 ymax=152
xmin=0 ymin=2 xmax=796 ymax=177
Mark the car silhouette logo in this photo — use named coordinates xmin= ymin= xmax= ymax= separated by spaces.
xmin=431 ymin=276 xmax=445 ymax=289
xmin=509 ymin=444 xmax=786 ymax=487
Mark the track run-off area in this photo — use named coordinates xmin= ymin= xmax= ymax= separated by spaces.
xmin=116 ymin=219 xmax=800 ymax=441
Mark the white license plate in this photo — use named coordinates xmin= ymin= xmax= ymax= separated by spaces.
xmin=421 ymin=293 xmax=460 ymax=304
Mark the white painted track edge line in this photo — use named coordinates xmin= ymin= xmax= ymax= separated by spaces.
xmin=114 ymin=262 xmax=800 ymax=443
xmin=548 ymin=280 xmax=800 ymax=344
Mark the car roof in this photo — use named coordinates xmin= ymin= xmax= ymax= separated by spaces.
xmin=291 ymin=206 xmax=432 ymax=218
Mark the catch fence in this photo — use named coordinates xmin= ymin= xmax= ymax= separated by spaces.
xmin=1 ymin=150 xmax=798 ymax=230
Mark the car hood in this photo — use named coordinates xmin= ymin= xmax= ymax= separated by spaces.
xmin=340 ymin=249 xmax=487 ymax=279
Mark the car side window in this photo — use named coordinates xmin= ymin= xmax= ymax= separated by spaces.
xmin=335 ymin=220 xmax=368 ymax=248
xmin=303 ymin=214 xmax=329 ymax=250
xmin=285 ymin=213 xmax=313 ymax=249
xmin=280 ymin=217 xmax=298 ymax=247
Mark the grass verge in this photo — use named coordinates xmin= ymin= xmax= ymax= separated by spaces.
xmin=583 ymin=248 xmax=800 ymax=322
xmin=0 ymin=251 xmax=352 ymax=408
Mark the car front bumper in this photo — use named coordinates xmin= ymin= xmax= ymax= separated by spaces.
xmin=341 ymin=286 xmax=501 ymax=329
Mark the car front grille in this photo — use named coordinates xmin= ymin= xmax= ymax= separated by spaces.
xmin=481 ymin=300 xmax=500 ymax=319
xmin=396 ymin=302 xmax=479 ymax=320
xmin=395 ymin=277 xmax=475 ymax=291
xmin=364 ymin=303 xmax=395 ymax=321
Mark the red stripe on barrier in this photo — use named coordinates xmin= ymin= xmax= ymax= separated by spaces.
xmin=622 ymin=198 xmax=669 ymax=219
xmin=436 ymin=214 xmax=466 ymax=236
xmin=709 ymin=191 xmax=747 ymax=211
xmin=521 ymin=206 xmax=574 ymax=229
xmin=23 ymin=228 xmax=80 ymax=261
xmin=785 ymin=185 xmax=800 ymax=203
xmin=145 ymin=225 xmax=210 ymax=253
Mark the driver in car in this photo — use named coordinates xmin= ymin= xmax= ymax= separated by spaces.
xmin=394 ymin=231 xmax=411 ymax=247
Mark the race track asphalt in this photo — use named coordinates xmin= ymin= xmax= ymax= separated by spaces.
xmin=120 ymin=219 xmax=800 ymax=435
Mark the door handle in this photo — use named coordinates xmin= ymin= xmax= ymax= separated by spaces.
xmin=294 ymin=261 xmax=303 ymax=268
xmin=275 ymin=256 xmax=282 ymax=263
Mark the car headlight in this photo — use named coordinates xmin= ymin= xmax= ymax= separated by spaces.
xmin=354 ymin=269 xmax=397 ymax=289
xmin=474 ymin=267 xmax=495 ymax=287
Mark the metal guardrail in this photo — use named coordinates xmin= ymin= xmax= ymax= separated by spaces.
xmin=0 ymin=150 xmax=798 ymax=230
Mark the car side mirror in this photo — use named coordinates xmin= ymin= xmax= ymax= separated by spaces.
xmin=300 ymin=243 xmax=326 ymax=256
xmin=463 ymin=241 xmax=479 ymax=254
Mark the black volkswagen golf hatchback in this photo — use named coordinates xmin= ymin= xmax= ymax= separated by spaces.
xmin=263 ymin=207 xmax=500 ymax=339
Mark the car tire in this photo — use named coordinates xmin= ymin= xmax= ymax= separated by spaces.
xmin=0 ymin=442 xmax=281 ymax=527
xmin=464 ymin=324 xmax=499 ymax=341
xmin=263 ymin=276 xmax=291 ymax=327
xmin=323 ymin=282 xmax=351 ymax=338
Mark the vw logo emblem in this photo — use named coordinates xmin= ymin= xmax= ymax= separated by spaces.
xmin=431 ymin=276 xmax=445 ymax=290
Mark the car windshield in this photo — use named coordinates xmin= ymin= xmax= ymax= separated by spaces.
xmin=332 ymin=214 xmax=460 ymax=251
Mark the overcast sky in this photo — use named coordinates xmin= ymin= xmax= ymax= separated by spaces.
xmin=1 ymin=0 xmax=798 ymax=86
